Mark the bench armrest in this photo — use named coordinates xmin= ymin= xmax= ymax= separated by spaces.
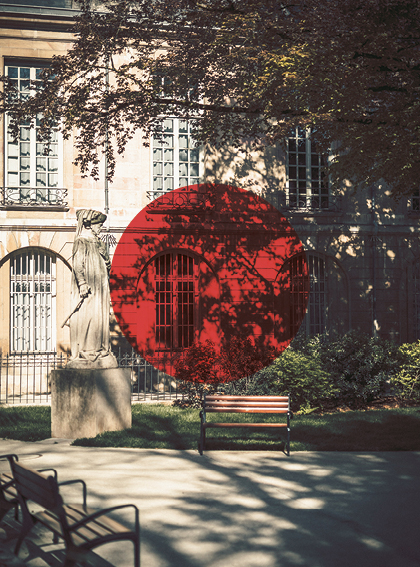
xmin=58 ymin=479 xmax=87 ymax=512
xmin=37 ymin=468 xmax=58 ymax=480
xmin=0 ymin=454 xmax=19 ymax=463
xmin=69 ymin=503 xmax=139 ymax=533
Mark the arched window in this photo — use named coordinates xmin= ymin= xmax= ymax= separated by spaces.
xmin=307 ymin=254 xmax=327 ymax=335
xmin=289 ymin=253 xmax=326 ymax=335
xmin=412 ymin=261 xmax=420 ymax=340
xmin=154 ymin=252 xmax=197 ymax=351
xmin=10 ymin=250 xmax=56 ymax=352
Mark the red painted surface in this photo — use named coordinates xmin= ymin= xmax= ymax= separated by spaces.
xmin=110 ymin=184 xmax=309 ymax=379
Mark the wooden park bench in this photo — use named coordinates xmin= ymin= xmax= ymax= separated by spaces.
xmin=0 ymin=456 xmax=18 ymax=522
xmin=1 ymin=453 xmax=58 ymax=523
xmin=4 ymin=454 xmax=140 ymax=567
xmin=199 ymin=394 xmax=293 ymax=456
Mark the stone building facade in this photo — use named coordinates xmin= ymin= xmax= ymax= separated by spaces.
xmin=1 ymin=0 xmax=420 ymax=363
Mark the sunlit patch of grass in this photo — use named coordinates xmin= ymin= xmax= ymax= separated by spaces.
xmin=291 ymin=408 xmax=420 ymax=451
xmin=1 ymin=404 xmax=420 ymax=452
xmin=0 ymin=405 xmax=51 ymax=441
xmin=73 ymin=405 xmax=420 ymax=452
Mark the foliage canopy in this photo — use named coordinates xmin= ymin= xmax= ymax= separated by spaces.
xmin=2 ymin=0 xmax=420 ymax=195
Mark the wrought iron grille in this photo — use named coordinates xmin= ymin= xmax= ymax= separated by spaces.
xmin=1 ymin=187 xmax=68 ymax=208
xmin=146 ymin=188 xmax=207 ymax=211
xmin=0 ymin=350 xmax=179 ymax=405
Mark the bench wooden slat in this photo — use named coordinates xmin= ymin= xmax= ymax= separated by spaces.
xmin=205 ymin=394 xmax=289 ymax=402
xmin=205 ymin=402 xmax=289 ymax=407
xmin=199 ymin=394 xmax=292 ymax=456
xmin=206 ymin=406 xmax=289 ymax=414
xmin=37 ymin=505 xmax=126 ymax=545
xmin=11 ymin=465 xmax=59 ymax=510
xmin=203 ymin=422 xmax=288 ymax=428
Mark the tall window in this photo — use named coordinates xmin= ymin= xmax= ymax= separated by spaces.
xmin=287 ymin=127 xmax=329 ymax=209
xmin=413 ymin=261 xmax=420 ymax=340
xmin=154 ymin=253 xmax=197 ymax=351
xmin=411 ymin=190 xmax=420 ymax=211
xmin=290 ymin=253 xmax=326 ymax=335
xmin=4 ymin=62 xmax=63 ymax=206
xmin=307 ymin=254 xmax=327 ymax=334
xmin=151 ymin=119 xmax=200 ymax=200
xmin=10 ymin=250 xmax=56 ymax=352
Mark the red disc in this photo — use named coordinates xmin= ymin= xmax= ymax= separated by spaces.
xmin=110 ymin=184 xmax=309 ymax=382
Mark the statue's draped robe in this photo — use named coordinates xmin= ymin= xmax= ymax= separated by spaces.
xmin=70 ymin=236 xmax=111 ymax=359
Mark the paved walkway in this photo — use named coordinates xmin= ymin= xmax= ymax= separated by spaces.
xmin=0 ymin=439 xmax=419 ymax=567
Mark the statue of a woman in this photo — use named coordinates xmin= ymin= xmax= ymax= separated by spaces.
xmin=67 ymin=209 xmax=118 ymax=369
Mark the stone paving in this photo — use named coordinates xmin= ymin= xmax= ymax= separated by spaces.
xmin=1 ymin=439 xmax=420 ymax=567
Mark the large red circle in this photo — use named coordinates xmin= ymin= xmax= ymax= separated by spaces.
xmin=110 ymin=184 xmax=309 ymax=382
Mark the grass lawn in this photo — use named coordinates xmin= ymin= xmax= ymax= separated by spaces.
xmin=1 ymin=403 xmax=420 ymax=451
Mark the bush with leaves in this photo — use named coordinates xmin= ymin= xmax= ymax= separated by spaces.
xmin=173 ymin=340 xmax=218 ymax=407
xmin=225 ymin=349 xmax=335 ymax=413
xmin=390 ymin=341 xmax=420 ymax=402
xmin=173 ymin=337 xmax=278 ymax=407
xmin=174 ymin=380 xmax=220 ymax=409
xmin=316 ymin=331 xmax=400 ymax=407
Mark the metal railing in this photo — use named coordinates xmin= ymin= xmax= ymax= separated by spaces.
xmin=0 ymin=350 xmax=179 ymax=405
xmin=1 ymin=187 xmax=68 ymax=208
xmin=265 ymin=191 xmax=341 ymax=213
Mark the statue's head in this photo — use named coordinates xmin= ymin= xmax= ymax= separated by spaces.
xmin=75 ymin=209 xmax=107 ymax=238
xmin=76 ymin=209 xmax=107 ymax=227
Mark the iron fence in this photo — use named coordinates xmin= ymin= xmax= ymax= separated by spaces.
xmin=0 ymin=350 xmax=179 ymax=405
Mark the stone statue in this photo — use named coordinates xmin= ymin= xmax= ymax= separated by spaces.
xmin=67 ymin=209 xmax=118 ymax=369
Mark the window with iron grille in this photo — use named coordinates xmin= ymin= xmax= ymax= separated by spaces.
xmin=290 ymin=253 xmax=326 ymax=335
xmin=412 ymin=261 xmax=420 ymax=340
xmin=10 ymin=250 xmax=56 ymax=352
xmin=411 ymin=190 xmax=420 ymax=211
xmin=286 ymin=127 xmax=329 ymax=209
xmin=4 ymin=62 xmax=64 ymax=206
xmin=151 ymin=118 xmax=201 ymax=200
xmin=154 ymin=253 xmax=197 ymax=351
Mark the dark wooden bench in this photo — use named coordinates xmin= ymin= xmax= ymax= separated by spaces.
xmin=1 ymin=453 xmax=58 ymax=523
xmin=5 ymin=454 xmax=140 ymax=567
xmin=0 ymin=459 xmax=18 ymax=522
xmin=199 ymin=394 xmax=292 ymax=456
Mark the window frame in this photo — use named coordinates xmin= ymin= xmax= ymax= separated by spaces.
xmin=154 ymin=252 xmax=198 ymax=352
xmin=10 ymin=249 xmax=57 ymax=353
xmin=4 ymin=61 xmax=64 ymax=207
xmin=289 ymin=252 xmax=327 ymax=336
xmin=410 ymin=190 xmax=420 ymax=212
xmin=150 ymin=117 xmax=203 ymax=201
xmin=286 ymin=126 xmax=330 ymax=210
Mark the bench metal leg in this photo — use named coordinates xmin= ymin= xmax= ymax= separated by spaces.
xmin=14 ymin=512 xmax=35 ymax=555
xmin=134 ymin=535 xmax=140 ymax=567
xmin=199 ymin=425 xmax=205 ymax=455
xmin=199 ymin=411 xmax=206 ymax=455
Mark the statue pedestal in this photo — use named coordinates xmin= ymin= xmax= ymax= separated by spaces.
xmin=51 ymin=368 xmax=132 ymax=439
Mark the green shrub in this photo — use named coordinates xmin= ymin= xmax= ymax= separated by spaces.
xmin=391 ymin=341 xmax=420 ymax=402
xmin=230 ymin=349 xmax=335 ymax=412
xmin=318 ymin=331 xmax=400 ymax=407
xmin=173 ymin=338 xmax=278 ymax=406
xmin=173 ymin=380 xmax=219 ymax=408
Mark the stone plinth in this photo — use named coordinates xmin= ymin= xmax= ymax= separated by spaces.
xmin=51 ymin=368 xmax=132 ymax=439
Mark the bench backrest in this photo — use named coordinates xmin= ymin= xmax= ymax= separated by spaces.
xmin=10 ymin=459 xmax=62 ymax=511
xmin=203 ymin=395 xmax=290 ymax=413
